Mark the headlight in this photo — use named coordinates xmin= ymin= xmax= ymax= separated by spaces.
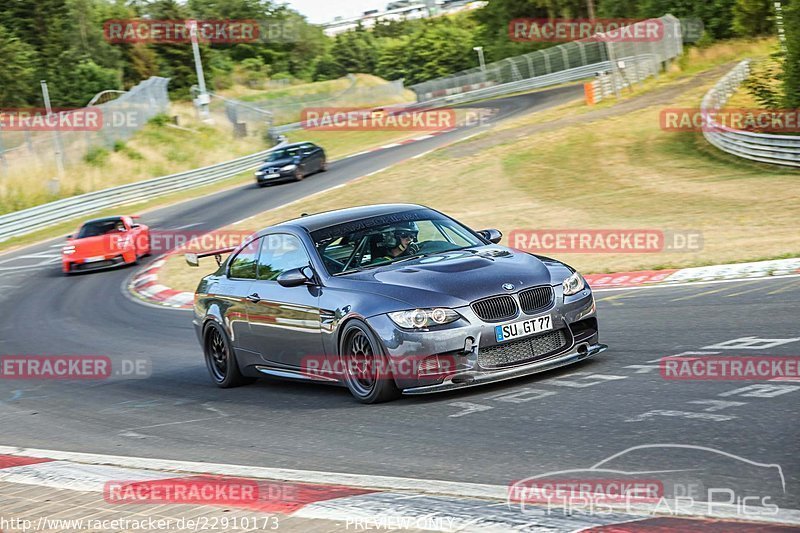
xmin=62 ymin=245 xmax=76 ymax=255
xmin=562 ymin=271 xmax=585 ymax=296
xmin=255 ymin=170 xmax=264 ymax=176
xmin=388 ymin=308 xmax=461 ymax=329
xmin=280 ymin=164 xmax=297 ymax=171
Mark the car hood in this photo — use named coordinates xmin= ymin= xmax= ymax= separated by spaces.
xmin=258 ymin=157 xmax=295 ymax=170
xmin=333 ymin=247 xmax=566 ymax=309
xmin=67 ymin=234 xmax=129 ymax=256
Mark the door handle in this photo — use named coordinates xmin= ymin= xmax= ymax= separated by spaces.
xmin=246 ymin=293 xmax=261 ymax=303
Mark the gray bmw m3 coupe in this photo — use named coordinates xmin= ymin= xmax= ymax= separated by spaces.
xmin=190 ymin=204 xmax=607 ymax=403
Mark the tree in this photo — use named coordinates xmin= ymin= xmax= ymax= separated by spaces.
xmin=375 ymin=36 xmax=411 ymax=82
xmin=239 ymin=56 xmax=268 ymax=87
xmin=313 ymin=54 xmax=346 ymax=81
xmin=49 ymin=55 xmax=121 ymax=106
xmin=733 ymin=0 xmax=775 ymax=36
xmin=0 ymin=25 xmax=38 ymax=106
xmin=330 ymin=26 xmax=378 ymax=73
xmin=783 ymin=0 xmax=800 ymax=107
xmin=399 ymin=18 xmax=477 ymax=85
xmin=142 ymin=0 xmax=213 ymax=98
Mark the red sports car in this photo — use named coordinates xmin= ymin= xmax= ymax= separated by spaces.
xmin=62 ymin=216 xmax=151 ymax=274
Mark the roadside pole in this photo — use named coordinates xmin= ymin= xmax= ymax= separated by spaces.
xmin=189 ymin=20 xmax=211 ymax=121
xmin=40 ymin=80 xmax=64 ymax=193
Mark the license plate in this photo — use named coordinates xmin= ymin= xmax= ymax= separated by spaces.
xmin=84 ymin=256 xmax=105 ymax=263
xmin=267 ymin=173 xmax=280 ymax=178
xmin=495 ymin=315 xmax=553 ymax=342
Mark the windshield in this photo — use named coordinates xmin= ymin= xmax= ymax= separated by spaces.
xmin=265 ymin=147 xmax=303 ymax=161
xmin=76 ymin=219 xmax=125 ymax=238
xmin=311 ymin=209 xmax=483 ymax=275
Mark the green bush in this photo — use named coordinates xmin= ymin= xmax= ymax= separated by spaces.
xmin=84 ymin=146 xmax=109 ymax=166
xmin=147 ymin=114 xmax=170 ymax=127
xmin=743 ymin=52 xmax=784 ymax=109
xmin=783 ymin=0 xmax=800 ymax=107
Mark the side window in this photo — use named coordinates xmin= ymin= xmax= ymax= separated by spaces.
xmin=228 ymin=238 xmax=260 ymax=279
xmin=257 ymin=234 xmax=310 ymax=281
xmin=438 ymin=224 xmax=473 ymax=246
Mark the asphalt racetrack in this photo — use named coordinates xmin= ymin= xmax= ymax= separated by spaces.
xmin=0 ymin=83 xmax=797 ymax=512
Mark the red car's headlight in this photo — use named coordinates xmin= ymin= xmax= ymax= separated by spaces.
xmin=62 ymin=245 xmax=76 ymax=255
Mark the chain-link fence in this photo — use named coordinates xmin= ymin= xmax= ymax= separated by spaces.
xmin=410 ymin=15 xmax=682 ymax=102
xmin=207 ymin=75 xmax=411 ymax=140
xmin=229 ymin=75 xmax=408 ymax=127
xmin=0 ymin=77 xmax=170 ymax=177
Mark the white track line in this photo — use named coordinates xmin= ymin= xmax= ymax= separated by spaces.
xmin=0 ymin=446 xmax=797 ymax=525
xmin=593 ymin=273 xmax=800 ymax=293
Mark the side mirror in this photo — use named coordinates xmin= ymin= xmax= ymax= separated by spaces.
xmin=185 ymin=253 xmax=199 ymax=267
xmin=131 ymin=224 xmax=141 ymax=229
xmin=66 ymin=234 xmax=73 ymax=239
xmin=277 ymin=266 xmax=314 ymax=287
xmin=479 ymin=229 xmax=503 ymax=244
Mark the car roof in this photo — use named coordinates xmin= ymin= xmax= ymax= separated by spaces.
xmin=279 ymin=142 xmax=315 ymax=148
xmin=81 ymin=216 xmax=125 ymax=225
xmin=268 ymin=203 xmax=429 ymax=234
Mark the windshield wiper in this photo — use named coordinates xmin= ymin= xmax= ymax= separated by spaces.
xmin=391 ymin=253 xmax=426 ymax=264
xmin=332 ymin=266 xmax=365 ymax=276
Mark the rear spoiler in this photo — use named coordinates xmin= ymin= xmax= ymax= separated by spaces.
xmin=185 ymin=247 xmax=236 ymax=267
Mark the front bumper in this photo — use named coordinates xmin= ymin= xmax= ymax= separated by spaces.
xmin=366 ymin=286 xmax=605 ymax=394
xmin=63 ymin=254 xmax=128 ymax=273
xmin=255 ymin=170 xmax=295 ymax=183
xmin=402 ymin=342 xmax=607 ymax=394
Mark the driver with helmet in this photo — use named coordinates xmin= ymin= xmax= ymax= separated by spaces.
xmin=383 ymin=221 xmax=420 ymax=259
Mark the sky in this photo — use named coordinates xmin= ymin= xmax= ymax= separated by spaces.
xmin=282 ymin=0 xmax=389 ymax=24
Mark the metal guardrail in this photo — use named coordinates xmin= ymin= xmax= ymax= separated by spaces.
xmin=702 ymin=60 xmax=800 ymax=168
xmin=409 ymin=61 xmax=614 ymax=108
xmin=268 ymin=61 xmax=615 ymax=137
xmin=0 ymin=142 xmax=286 ymax=243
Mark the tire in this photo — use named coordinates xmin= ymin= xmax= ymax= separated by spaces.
xmin=203 ymin=321 xmax=254 ymax=388
xmin=142 ymin=234 xmax=151 ymax=257
xmin=339 ymin=320 xmax=400 ymax=404
xmin=123 ymin=250 xmax=138 ymax=266
xmin=294 ymin=167 xmax=304 ymax=181
xmin=319 ymin=157 xmax=328 ymax=172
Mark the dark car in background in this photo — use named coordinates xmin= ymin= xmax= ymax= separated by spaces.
xmin=189 ymin=204 xmax=607 ymax=403
xmin=254 ymin=142 xmax=327 ymax=186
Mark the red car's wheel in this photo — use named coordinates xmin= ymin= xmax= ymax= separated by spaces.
xmin=139 ymin=231 xmax=151 ymax=257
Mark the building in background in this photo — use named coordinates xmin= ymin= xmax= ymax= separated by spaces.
xmin=322 ymin=0 xmax=486 ymax=37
